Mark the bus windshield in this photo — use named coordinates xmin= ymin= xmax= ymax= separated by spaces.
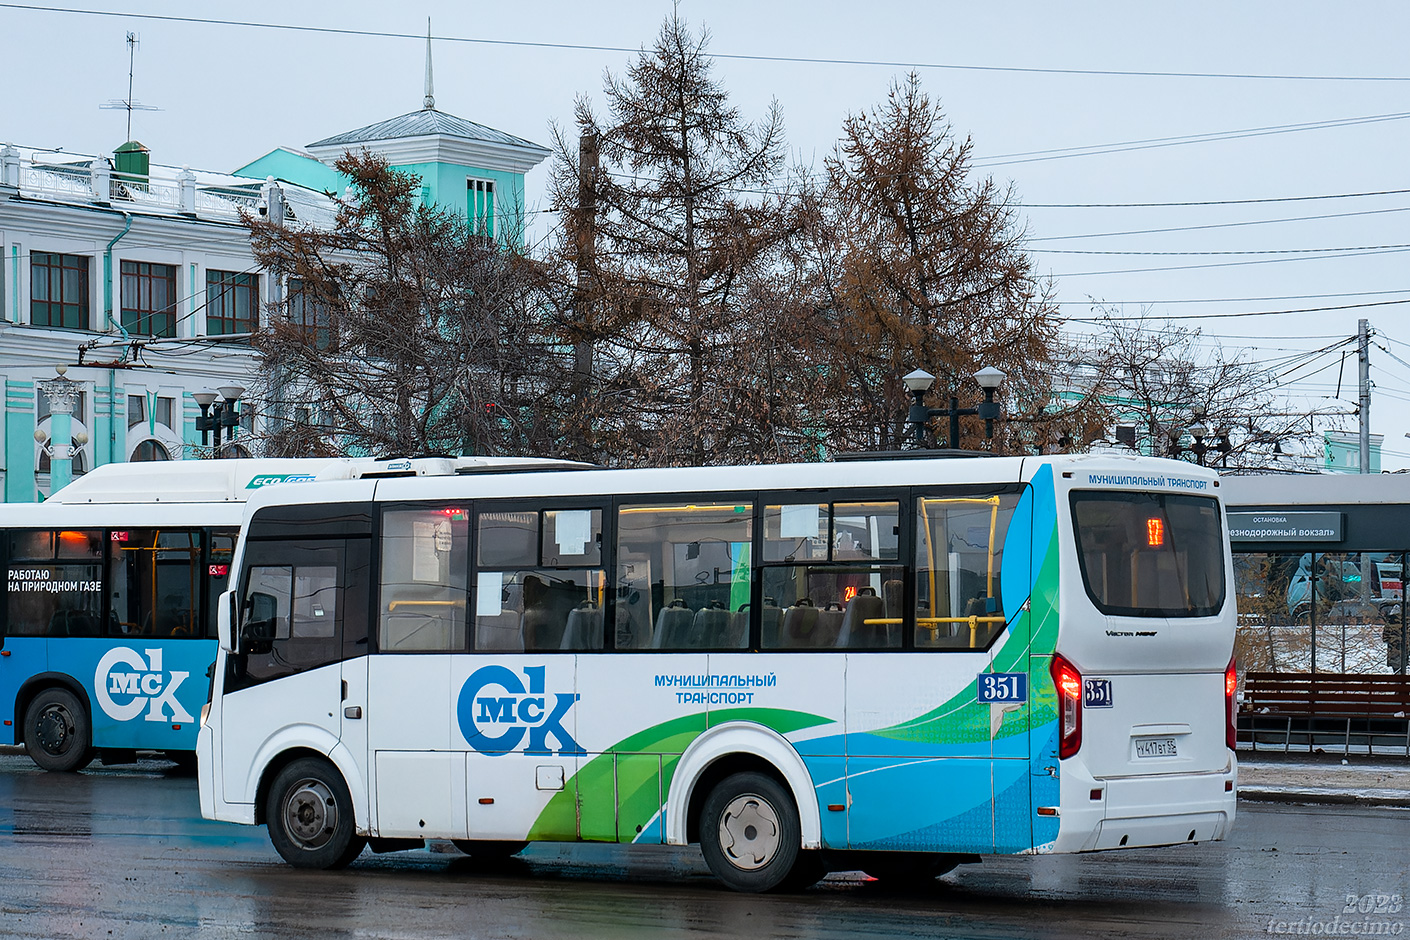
xmin=1071 ymin=491 xmax=1225 ymax=617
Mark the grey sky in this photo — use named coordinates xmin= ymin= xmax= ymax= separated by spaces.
xmin=5 ymin=1 xmax=1408 ymax=465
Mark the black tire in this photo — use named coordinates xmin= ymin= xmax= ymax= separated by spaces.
xmin=23 ymin=687 xmax=94 ymax=773
xmin=451 ymin=839 xmax=528 ymax=859
xmin=266 ymin=757 xmax=366 ymax=869
xmin=864 ymin=852 xmax=960 ymax=887
xmin=699 ymin=771 xmax=804 ymax=893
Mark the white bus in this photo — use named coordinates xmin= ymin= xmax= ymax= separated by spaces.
xmin=1 ymin=456 xmax=575 ymax=772
xmin=198 ymin=454 xmax=1238 ymax=892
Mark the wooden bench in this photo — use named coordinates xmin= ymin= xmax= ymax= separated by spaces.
xmin=1239 ymin=671 xmax=1410 ymax=756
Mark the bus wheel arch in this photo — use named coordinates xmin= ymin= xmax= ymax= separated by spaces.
xmin=264 ymin=754 xmax=367 ymax=869
xmin=17 ymin=677 xmax=96 ymax=772
xmin=254 ymin=746 xmax=341 ymax=827
xmin=667 ymin=721 xmax=822 ymax=851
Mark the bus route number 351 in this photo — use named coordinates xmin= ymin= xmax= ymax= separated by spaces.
xmin=977 ymin=672 xmax=1028 ymax=704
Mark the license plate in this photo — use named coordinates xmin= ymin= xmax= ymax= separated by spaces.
xmin=1134 ymin=737 xmax=1179 ymax=759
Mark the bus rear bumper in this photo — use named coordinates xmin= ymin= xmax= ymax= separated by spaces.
xmin=1052 ymin=760 xmax=1238 ymax=853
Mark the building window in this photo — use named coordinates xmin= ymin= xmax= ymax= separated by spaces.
xmin=469 ymin=178 xmax=495 ymax=238
xmin=287 ymin=277 xmax=333 ymax=350
xmin=31 ymin=253 xmax=90 ymax=329
xmin=127 ymin=394 xmax=145 ymax=429
xmin=155 ymin=396 xmax=173 ymax=429
xmin=206 ymin=270 xmax=258 ymax=336
xmin=120 ymin=261 xmax=177 ymax=337
xmin=131 ymin=440 xmax=170 ymax=461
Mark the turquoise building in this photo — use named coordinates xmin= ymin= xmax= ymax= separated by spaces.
xmin=0 ymin=41 xmax=550 ymax=501
xmin=234 ymin=36 xmax=548 ymax=243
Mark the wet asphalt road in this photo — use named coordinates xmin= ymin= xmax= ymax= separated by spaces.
xmin=0 ymin=754 xmax=1405 ymax=940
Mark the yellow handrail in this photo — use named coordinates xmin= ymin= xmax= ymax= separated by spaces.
xmin=387 ymin=599 xmax=467 ymax=611
xmin=861 ymin=614 xmax=1006 ymax=648
xmin=916 ymin=496 xmax=1002 ymax=619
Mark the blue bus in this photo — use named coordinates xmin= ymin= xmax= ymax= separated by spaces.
xmin=3 ymin=457 xmax=576 ymax=771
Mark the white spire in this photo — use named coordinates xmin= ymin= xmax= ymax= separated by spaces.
xmin=423 ymin=17 xmax=435 ymax=110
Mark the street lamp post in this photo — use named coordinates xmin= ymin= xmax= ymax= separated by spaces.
xmin=1188 ymin=422 xmax=1208 ymax=467
xmin=903 ymin=366 xmax=1006 ymax=451
xmin=194 ymin=385 xmax=244 ymax=457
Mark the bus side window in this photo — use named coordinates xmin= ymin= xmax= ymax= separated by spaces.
xmin=760 ymin=500 xmax=902 ymax=651
xmin=474 ymin=507 xmax=604 ymax=652
xmin=617 ymin=501 xmax=752 ymax=650
xmin=108 ymin=529 xmax=201 ymax=638
xmin=229 ymin=543 xmax=351 ymax=690
xmin=6 ymin=529 xmax=103 ymax=637
xmin=914 ymin=494 xmax=1016 ymax=650
xmin=380 ymin=507 xmax=469 ymax=653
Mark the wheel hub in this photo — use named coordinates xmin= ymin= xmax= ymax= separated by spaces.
xmin=718 ymin=794 xmax=780 ymax=871
xmin=35 ymin=705 xmax=72 ymax=753
xmin=283 ymin=778 xmax=337 ymax=849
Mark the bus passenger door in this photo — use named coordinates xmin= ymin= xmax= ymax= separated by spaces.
xmin=989 ymin=487 xmax=1034 ymax=854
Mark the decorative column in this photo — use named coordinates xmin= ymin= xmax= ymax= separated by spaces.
xmin=178 ymin=165 xmax=196 ymax=215
xmin=90 ymin=159 xmax=111 ymax=203
xmin=0 ymin=144 xmax=19 ymax=188
xmin=37 ymin=366 xmax=80 ymax=495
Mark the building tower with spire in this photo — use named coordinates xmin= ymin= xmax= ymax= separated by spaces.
xmin=234 ymin=21 xmax=549 ymax=245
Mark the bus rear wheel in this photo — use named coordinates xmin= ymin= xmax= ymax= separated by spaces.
xmin=699 ymin=771 xmax=807 ymax=893
xmin=23 ymin=687 xmax=94 ymax=773
xmin=266 ymin=757 xmax=366 ymax=869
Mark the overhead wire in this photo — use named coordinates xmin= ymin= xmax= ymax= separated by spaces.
xmin=1065 ymin=299 xmax=1409 ymax=322
xmin=975 ymin=112 xmax=1410 ymax=167
xmin=1030 ymin=207 xmax=1410 ymax=243
xmin=4 ymin=3 xmax=1410 ymax=83
xmin=1053 ymin=247 xmax=1410 ymax=278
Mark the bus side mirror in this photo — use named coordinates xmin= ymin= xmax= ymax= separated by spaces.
xmin=217 ymin=589 xmax=237 ymax=653
xmin=241 ymin=592 xmax=279 ymax=655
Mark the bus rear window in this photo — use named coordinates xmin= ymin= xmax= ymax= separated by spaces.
xmin=1071 ymin=491 xmax=1225 ymax=618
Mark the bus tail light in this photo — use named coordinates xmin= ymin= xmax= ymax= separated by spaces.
xmin=1225 ymin=655 xmax=1238 ymax=751
xmin=1051 ymin=653 xmax=1082 ymax=759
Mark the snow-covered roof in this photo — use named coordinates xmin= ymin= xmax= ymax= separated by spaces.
xmin=1 ymin=144 xmax=339 ymax=227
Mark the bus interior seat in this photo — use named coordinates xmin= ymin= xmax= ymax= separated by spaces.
xmin=837 ymin=588 xmax=890 ymax=647
xmin=779 ymin=599 xmax=818 ymax=648
xmin=54 ymin=610 xmax=97 ymax=636
xmin=652 ymin=599 xmax=695 ymax=649
xmin=475 ymin=610 xmax=524 ymax=652
xmin=759 ymin=598 xmax=783 ymax=648
xmin=522 ymin=577 xmax=580 ymax=650
xmin=724 ymin=605 xmax=750 ymax=648
xmin=692 ymin=601 xmax=731 ymax=648
xmin=561 ymin=603 xmax=604 ymax=650
xmin=813 ymin=604 xmax=845 ymax=647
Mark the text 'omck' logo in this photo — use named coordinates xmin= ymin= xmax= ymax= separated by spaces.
xmin=456 ymin=664 xmax=584 ymax=756
xmin=93 ymin=647 xmax=194 ymax=723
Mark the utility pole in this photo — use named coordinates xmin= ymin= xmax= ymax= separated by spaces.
xmin=1358 ymin=318 xmax=1371 ymax=474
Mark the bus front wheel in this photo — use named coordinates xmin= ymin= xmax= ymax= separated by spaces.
xmin=266 ymin=757 xmax=366 ymax=869
xmin=699 ymin=771 xmax=810 ymax=893
xmin=23 ymin=687 xmax=94 ymax=773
